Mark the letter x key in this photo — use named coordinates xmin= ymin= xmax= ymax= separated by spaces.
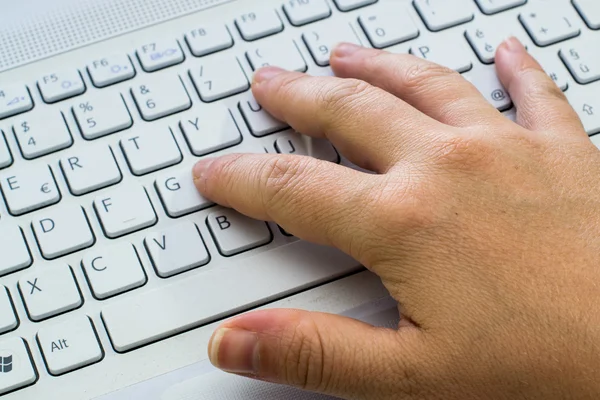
xmin=28 ymin=278 xmax=41 ymax=294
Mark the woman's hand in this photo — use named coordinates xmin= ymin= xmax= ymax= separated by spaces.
xmin=193 ymin=38 xmax=600 ymax=399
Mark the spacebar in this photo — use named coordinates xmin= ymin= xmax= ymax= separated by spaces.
xmin=101 ymin=241 xmax=360 ymax=352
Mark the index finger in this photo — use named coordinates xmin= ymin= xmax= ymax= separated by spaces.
xmin=193 ymin=153 xmax=388 ymax=261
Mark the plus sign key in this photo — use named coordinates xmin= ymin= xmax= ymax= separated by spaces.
xmin=519 ymin=9 xmax=580 ymax=46
xmin=37 ymin=316 xmax=103 ymax=375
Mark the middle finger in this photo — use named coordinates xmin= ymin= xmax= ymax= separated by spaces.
xmin=252 ymin=66 xmax=447 ymax=173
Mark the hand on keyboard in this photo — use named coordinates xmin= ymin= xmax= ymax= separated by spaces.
xmin=193 ymin=38 xmax=600 ymax=400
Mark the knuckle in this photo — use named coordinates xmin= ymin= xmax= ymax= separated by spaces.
xmin=429 ymin=134 xmax=497 ymax=172
xmin=282 ymin=318 xmax=330 ymax=392
xmin=318 ymin=78 xmax=373 ymax=116
xmin=206 ymin=154 xmax=246 ymax=193
xmin=259 ymin=156 xmax=310 ymax=211
xmin=518 ymin=68 xmax=566 ymax=104
xmin=350 ymin=176 xmax=439 ymax=264
xmin=387 ymin=184 xmax=435 ymax=222
xmin=274 ymin=73 xmax=311 ymax=101
xmin=402 ymin=62 xmax=458 ymax=91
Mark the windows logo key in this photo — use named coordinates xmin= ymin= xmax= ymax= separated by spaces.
xmin=0 ymin=354 xmax=12 ymax=373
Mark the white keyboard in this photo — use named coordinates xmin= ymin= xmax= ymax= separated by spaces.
xmin=1 ymin=0 xmax=600 ymax=398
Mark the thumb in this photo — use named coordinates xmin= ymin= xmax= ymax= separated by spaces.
xmin=208 ymin=309 xmax=427 ymax=399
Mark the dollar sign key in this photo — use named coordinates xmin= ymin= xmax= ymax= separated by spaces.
xmin=21 ymin=121 xmax=29 ymax=133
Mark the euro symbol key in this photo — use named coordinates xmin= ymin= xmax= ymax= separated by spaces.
xmin=40 ymin=183 xmax=51 ymax=193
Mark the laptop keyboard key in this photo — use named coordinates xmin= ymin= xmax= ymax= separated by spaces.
xmin=465 ymin=25 xmax=528 ymax=64
xmin=567 ymin=88 xmax=600 ymax=135
xmin=136 ymin=39 xmax=185 ymax=72
xmin=37 ymin=316 xmax=103 ymax=375
xmin=0 ymin=287 xmax=18 ymax=334
xmin=120 ymin=127 xmax=182 ymax=176
xmin=283 ymin=0 xmax=332 ymax=26
xmin=13 ymin=110 xmax=73 ymax=159
xmin=410 ymin=38 xmax=473 ymax=73
xmin=560 ymin=43 xmax=600 ymax=84
xmin=275 ymin=131 xmax=308 ymax=155
xmin=414 ymin=0 xmax=474 ymax=31
xmin=190 ymin=54 xmax=249 ymax=102
xmin=19 ymin=264 xmax=82 ymax=321
xmin=303 ymin=23 xmax=362 ymax=66
xmin=0 ymin=224 xmax=31 ymax=276
xmin=87 ymin=54 xmax=135 ymax=87
xmin=0 ymin=337 xmax=37 ymax=395
xmin=246 ymin=38 xmax=307 ymax=72
xmin=185 ymin=24 xmax=233 ymax=57
xmin=466 ymin=66 xmax=512 ymax=111
xmin=145 ymin=222 xmax=210 ymax=278
xmin=275 ymin=131 xmax=339 ymax=162
xmin=131 ymin=75 xmax=191 ymax=121
xmin=239 ymin=94 xmax=288 ymax=137
xmin=359 ymin=4 xmax=419 ymax=48
xmin=1 ymin=164 xmax=61 ymax=216
xmin=520 ymin=9 xmax=581 ymax=46
xmin=101 ymin=241 xmax=358 ymax=352
xmin=475 ymin=0 xmax=526 ymax=14
xmin=94 ymin=185 xmax=157 ymax=238
xmin=0 ymin=133 xmax=11 ymax=169
xmin=60 ymin=145 xmax=122 ymax=195
xmin=155 ymin=167 xmax=213 ymax=218
xmin=38 ymin=70 xmax=86 ymax=103
xmin=0 ymin=83 xmax=33 ymax=119
xmin=82 ymin=243 xmax=147 ymax=299
xmin=333 ymin=0 xmax=377 ymax=12
xmin=235 ymin=9 xmax=284 ymax=41
xmin=574 ymin=0 xmax=600 ymax=29
xmin=207 ymin=209 xmax=272 ymax=256
xmin=180 ymin=105 xmax=242 ymax=156
xmin=72 ymin=92 xmax=132 ymax=140
xmin=31 ymin=205 xmax=94 ymax=260
xmin=311 ymin=138 xmax=340 ymax=163
xmin=532 ymin=52 xmax=569 ymax=91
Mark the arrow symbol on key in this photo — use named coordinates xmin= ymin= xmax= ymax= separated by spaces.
xmin=583 ymin=104 xmax=594 ymax=115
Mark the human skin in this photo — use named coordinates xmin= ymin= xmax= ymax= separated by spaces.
xmin=192 ymin=37 xmax=600 ymax=399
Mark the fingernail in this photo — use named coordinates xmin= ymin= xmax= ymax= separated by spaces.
xmin=253 ymin=66 xmax=286 ymax=84
xmin=193 ymin=157 xmax=215 ymax=180
xmin=502 ymin=36 xmax=526 ymax=53
xmin=209 ymin=328 xmax=260 ymax=375
xmin=332 ymin=42 xmax=362 ymax=58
